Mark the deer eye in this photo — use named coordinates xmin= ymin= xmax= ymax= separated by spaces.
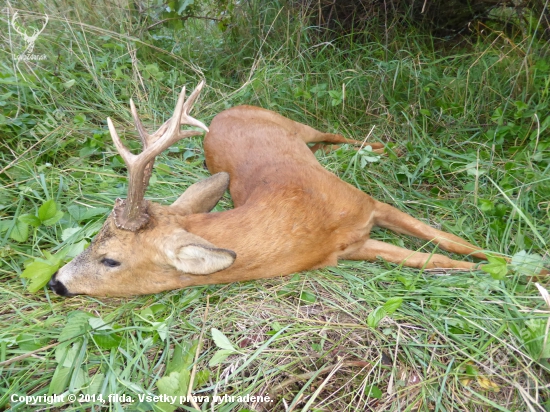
xmin=101 ymin=258 xmax=121 ymax=268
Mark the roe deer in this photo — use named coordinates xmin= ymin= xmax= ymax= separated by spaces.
xmin=49 ymin=82 xmax=490 ymax=297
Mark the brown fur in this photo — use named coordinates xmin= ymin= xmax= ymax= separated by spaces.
xmin=52 ymin=105 xmax=489 ymax=297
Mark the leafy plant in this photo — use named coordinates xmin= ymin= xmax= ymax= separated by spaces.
xmin=481 ymin=255 xmax=508 ymax=280
xmin=367 ymin=297 xmax=404 ymax=328
xmin=209 ymin=328 xmax=241 ymax=366
xmin=8 ymin=199 xmax=64 ymax=243
xmin=20 ymin=251 xmax=63 ymax=292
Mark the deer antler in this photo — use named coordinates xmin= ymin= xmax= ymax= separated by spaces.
xmin=107 ymin=81 xmax=208 ymax=231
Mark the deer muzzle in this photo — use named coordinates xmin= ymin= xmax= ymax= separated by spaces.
xmin=48 ymin=272 xmax=76 ymax=297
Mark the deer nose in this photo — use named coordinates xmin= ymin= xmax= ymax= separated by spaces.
xmin=48 ymin=272 xmax=71 ymax=296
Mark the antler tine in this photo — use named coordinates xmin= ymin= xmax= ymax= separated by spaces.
xmin=181 ymin=81 xmax=209 ymax=132
xmin=138 ymin=82 xmax=207 ymax=161
xmin=107 ymin=117 xmax=135 ymax=166
xmin=129 ymin=98 xmax=152 ymax=147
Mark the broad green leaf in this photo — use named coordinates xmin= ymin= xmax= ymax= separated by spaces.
xmin=38 ymin=199 xmax=58 ymax=222
xmin=396 ymin=275 xmax=415 ymax=290
xmin=195 ymin=369 xmax=210 ymax=389
xmin=152 ymin=321 xmax=169 ymax=341
xmin=20 ymin=260 xmax=60 ymax=292
xmin=300 ymin=291 xmax=317 ymax=304
xmin=166 ymin=340 xmax=198 ymax=374
xmin=18 ymin=214 xmax=41 ymax=227
xmin=511 ymin=250 xmax=546 ymax=275
xmin=83 ymin=373 xmax=105 ymax=396
xmin=67 ymin=205 xmax=110 ymax=222
xmin=88 ymin=317 xmax=113 ymax=331
xmin=481 ymin=256 xmax=508 ymax=280
xmin=465 ymin=364 xmax=478 ymax=377
xmin=359 ymin=146 xmax=382 ymax=167
xmin=383 ymin=297 xmax=403 ymax=315
xmin=523 ymin=318 xmax=550 ymax=359
xmin=43 ymin=250 xmax=62 ymax=265
xmin=10 ymin=219 xmax=29 ymax=242
xmin=59 ymin=311 xmax=92 ymax=342
xmin=367 ymin=306 xmax=387 ymax=328
xmin=67 ymin=205 xmax=82 ymax=220
xmin=0 ymin=220 xmax=11 ymax=233
xmin=139 ymin=304 xmax=165 ymax=320
xmin=89 ymin=316 xmax=122 ymax=349
xmin=271 ymin=321 xmax=283 ymax=332
xmin=157 ymin=370 xmax=189 ymax=396
xmin=73 ymin=114 xmax=86 ymax=124
xmin=178 ymin=289 xmax=202 ymax=306
xmin=364 ymin=385 xmax=383 ymax=398
xmin=72 ymin=367 xmax=87 ymax=388
xmin=92 ymin=332 xmax=122 ymax=349
xmin=16 ymin=333 xmax=49 ymax=351
xmin=360 ymin=154 xmax=380 ymax=166
xmin=156 ymin=402 xmax=176 ymax=412
xmin=478 ymin=199 xmax=494 ymax=213
xmin=64 ymin=240 xmax=88 ymax=258
xmin=79 ymin=146 xmax=96 ymax=158
xmin=209 ymin=349 xmax=235 ymax=366
xmin=55 ymin=342 xmax=80 ymax=367
xmin=156 ymin=370 xmax=189 ymax=411
xmin=156 ymin=163 xmax=171 ymax=175
xmin=63 ymin=79 xmax=76 ymax=89
xmin=211 ymin=328 xmax=236 ymax=351
xmin=42 ymin=210 xmax=64 ymax=226
xmin=48 ymin=365 xmax=71 ymax=395
xmin=465 ymin=161 xmax=487 ymax=177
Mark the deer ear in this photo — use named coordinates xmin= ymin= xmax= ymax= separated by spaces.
xmin=171 ymin=172 xmax=229 ymax=214
xmin=169 ymin=244 xmax=236 ymax=275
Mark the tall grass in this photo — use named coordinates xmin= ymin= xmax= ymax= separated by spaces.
xmin=1 ymin=1 xmax=549 ymax=411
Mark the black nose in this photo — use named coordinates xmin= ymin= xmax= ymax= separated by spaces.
xmin=48 ymin=272 xmax=72 ymax=297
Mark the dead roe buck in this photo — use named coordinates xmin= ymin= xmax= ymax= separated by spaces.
xmin=49 ymin=82 xmax=490 ymax=297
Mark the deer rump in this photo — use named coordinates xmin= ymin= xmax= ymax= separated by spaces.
xmin=49 ymin=83 xmax=488 ymax=297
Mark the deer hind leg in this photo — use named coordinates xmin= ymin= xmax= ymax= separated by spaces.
xmin=256 ymin=111 xmax=384 ymax=154
xmin=341 ymin=201 xmax=488 ymax=270
xmin=371 ymin=201 xmax=487 ymax=262
xmin=341 ymin=239 xmax=477 ymax=269
xmin=308 ymin=134 xmax=385 ymax=155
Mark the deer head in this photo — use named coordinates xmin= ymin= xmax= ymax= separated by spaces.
xmin=48 ymin=83 xmax=236 ymax=296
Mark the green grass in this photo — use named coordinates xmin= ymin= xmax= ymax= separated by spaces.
xmin=1 ymin=1 xmax=550 ymax=411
